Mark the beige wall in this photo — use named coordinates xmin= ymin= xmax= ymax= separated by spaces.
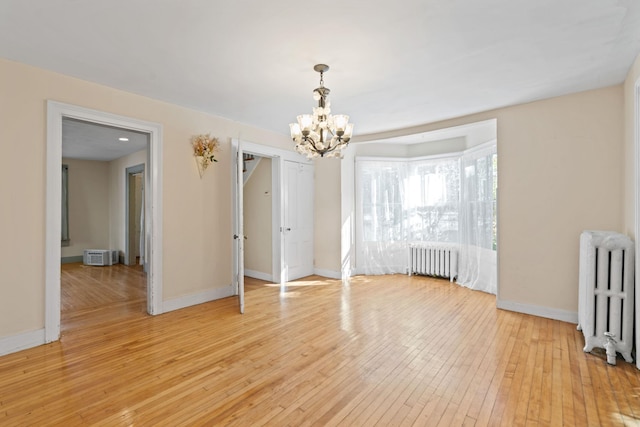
xmin=495 ymin=86 xmax=623 ymax=312
xmin=314 ymin=158 xmax=342 ymax=273
xmin=244 ymin=157 xmax=273 ymax=276
xmin=0 ymin=58 xmax=291 ymax=337
xmin=316 ymin=84 xmax=625 ymax=316
xmin=61 ymin=158 xmax=110 ymax=258
xmin=623 ymin=53 xmax=640 ymax=238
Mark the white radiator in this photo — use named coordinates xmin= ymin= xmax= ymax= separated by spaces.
xmin=408 ymin=244 xmax=458 ymax=282
xmin=578 ymin=231 xmax=634 ymax=364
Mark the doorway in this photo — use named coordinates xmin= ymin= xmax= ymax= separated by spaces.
xmin=231 ymin=139 xmax=314 ymax=311
xmin=242 ymin=154 xmax=275 ymax=282
xmin=59 ymin=121 xmax=148 ymax=330
xmin=241 ymin=154 xmax=314 ymax=282
xmin=126 ymin=165 xmax=145 ymax=268
xmin=45 ymin=101 xmax=163 ymax=343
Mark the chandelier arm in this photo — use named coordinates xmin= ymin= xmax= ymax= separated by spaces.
xmin=332 ymin=139 xmax=347 ymax=149
xmin=304 ymin=136 xmax=320 ymax=152
xmin=322 ymin=142 xmax=344 ymax=157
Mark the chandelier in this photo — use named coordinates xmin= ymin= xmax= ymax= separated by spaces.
xmin=289 ymin=64 xmax=354 ymax=159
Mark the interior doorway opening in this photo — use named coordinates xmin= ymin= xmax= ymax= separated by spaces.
xmin=46 ymin=101 xmax=163 ymax=343
xmin=242 ymin=153 xmax=275 ymax=282
xmin=231 ymin=139 xmax=315 ymax=314
xmin=60 ymin=119 xmax=149 ymax=332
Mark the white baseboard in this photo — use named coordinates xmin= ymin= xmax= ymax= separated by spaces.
xmin=163 ymin=284 xmax=235 ymax=313
xmin=0 ymin=329 xmax=46 ymax=357
xmin=313 ymin=268 xmax=341 ymax=280
xmin=497 ymin=299 xmax=578 ymax=324
xmin=244 ymin=269 xmax=273 ymax=282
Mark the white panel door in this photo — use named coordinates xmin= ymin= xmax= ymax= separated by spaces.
xmin=283 ymin=160 xmax=314 ymax=281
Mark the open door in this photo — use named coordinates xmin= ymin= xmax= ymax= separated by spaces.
xmin=232 ymin=139 xmax=245 ymax=313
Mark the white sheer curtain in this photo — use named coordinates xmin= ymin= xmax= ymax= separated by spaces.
xmin=355 ymin=155 xmax=461 ymax=275
xmin=406 ymin=157 xmax=460 ymax=244
xmin=457 ymin=142 xmax=497 ymax=293
xmin=356 ymin=159 xmax=409 ymax=274
xmin=355 ymin=143 xmax=497 ymax=295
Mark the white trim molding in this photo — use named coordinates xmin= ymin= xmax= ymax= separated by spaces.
xmin=314 ymin=268 xmax=342 ymax=280
xmin=244 ymin=269 xmax=273 ymax=282
xmin=497 ymin=299 xmax=578 ymax=324
xmin=0 ymin=329 xmax=46 ymax=357
xmin=163 ymin=285 xmax=235 ymax=313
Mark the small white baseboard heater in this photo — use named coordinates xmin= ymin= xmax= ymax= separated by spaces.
xmin=578 ymin=230 xmax=634 ymax=365
xmin=83 ymin=249 xmax=118 ymax=266
xmin=408 ymin=244 xmax=458 ymax=282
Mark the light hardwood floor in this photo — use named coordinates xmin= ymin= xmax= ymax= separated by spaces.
xmin=1 ymin=263 xmax=639 ymax=426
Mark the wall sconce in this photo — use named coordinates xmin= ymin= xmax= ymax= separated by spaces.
xmin=191 ymin=134 xmax=219 ymax=178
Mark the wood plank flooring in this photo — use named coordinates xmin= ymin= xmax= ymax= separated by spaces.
xmin=60 ymin=262 xmax=147 ymax=332
xmin=1 ymin=263 xmax=639 ymax=426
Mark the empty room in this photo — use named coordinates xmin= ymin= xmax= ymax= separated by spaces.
xmin=1 ymin=1 xmax=640 ymax=425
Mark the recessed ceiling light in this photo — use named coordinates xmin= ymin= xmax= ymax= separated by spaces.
xmin=118 ymin=137 xmax=129 ymax=142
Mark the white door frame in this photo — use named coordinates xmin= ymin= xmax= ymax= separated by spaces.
xmin=45 ymin=101 xmax=163 ymax=343
xmin=231 ymin=139 xmax=311 ymax=289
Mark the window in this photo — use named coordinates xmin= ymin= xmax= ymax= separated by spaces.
xmin=460 ymin=150 xmax=497 ymax=251
xmin=360 ymin=162 xmax=406 ymax=242
xmin=355 ymin=142 xmax=498 ymax=294
xmin=406 ymin=158 xmax=460 ymax=243
xmin=358 ymin=156 xmax=460 ymax=244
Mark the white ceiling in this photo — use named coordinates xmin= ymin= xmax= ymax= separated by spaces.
xmin=62 ymin=118 xmax=148 ymax=161
xmin=2 ymin=0 xmax=639 ymax=143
